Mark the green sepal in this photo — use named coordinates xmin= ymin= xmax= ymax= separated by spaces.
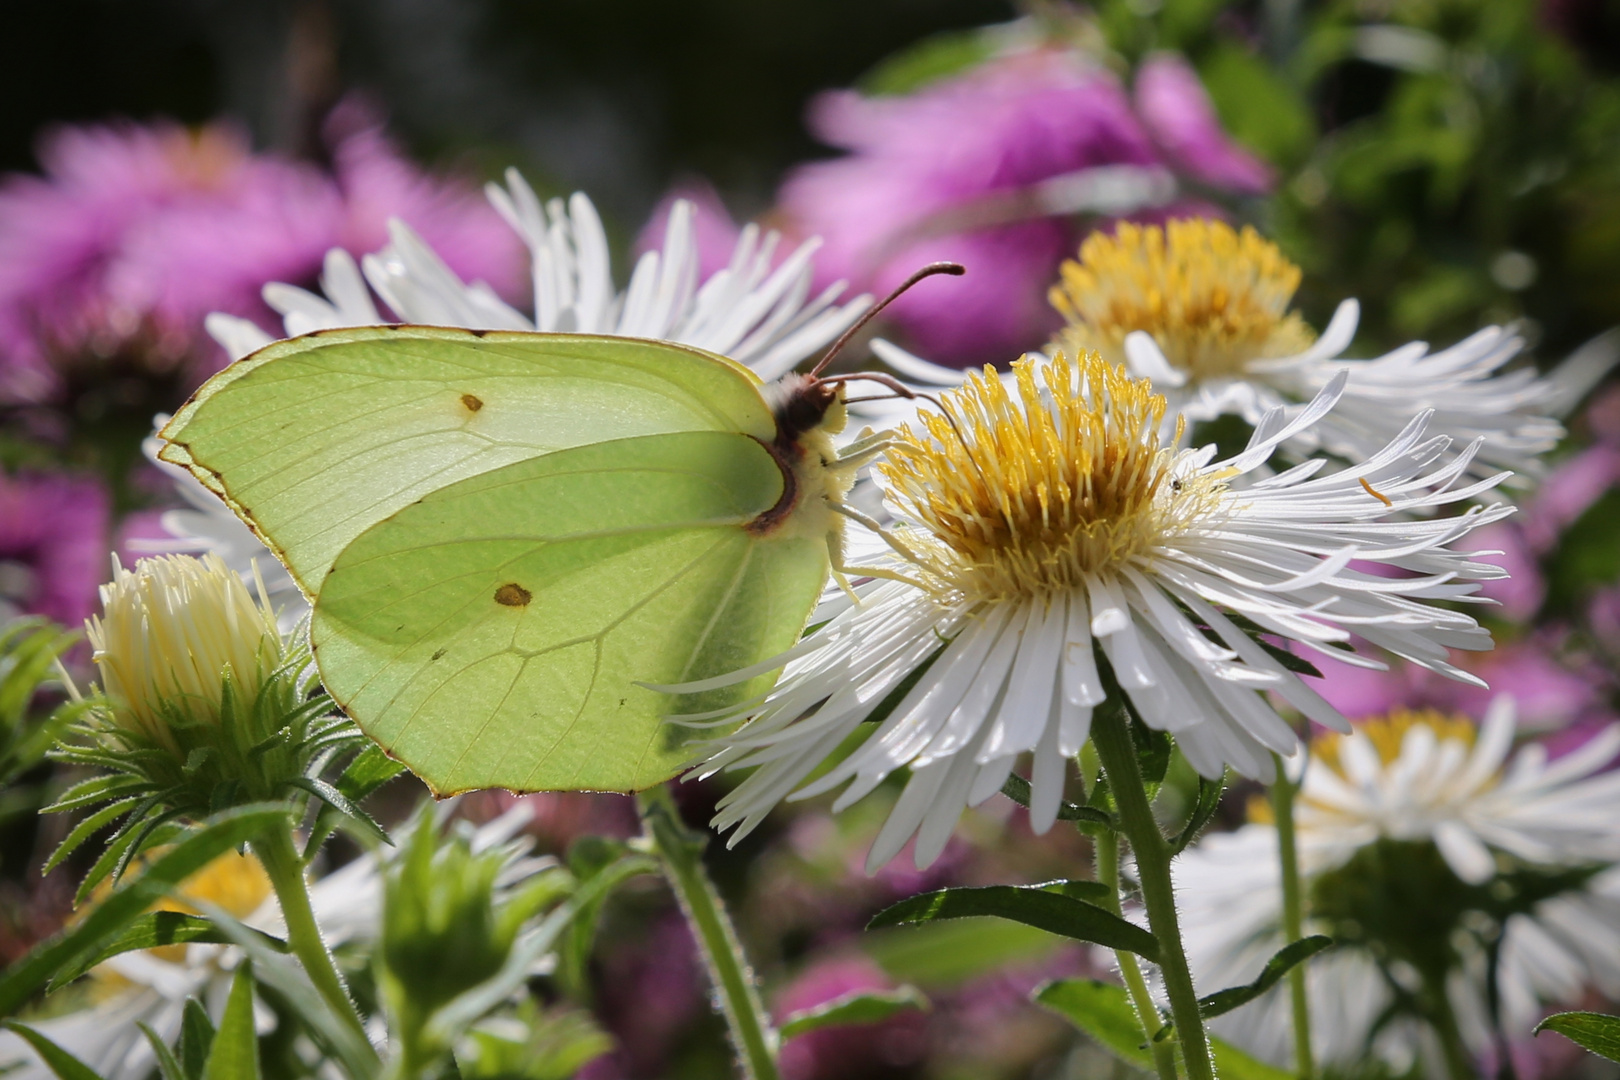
xmin=286 ymin=777 xmax=389 ymax=847
xmin=1535 ymin=1011 xmax=1620 ymax=1063
xmin=867 ymin=883 xmax=1159 ymax=960
xmin=779 ymin=984 xmax=929 ymax=1040
xmin=303 ymin=744 xmax=406 ymax=859
xmin=202 ymin=964 xmax=260 ymax=1080
xmin=42 ymin=797 xmax=143 ymax=875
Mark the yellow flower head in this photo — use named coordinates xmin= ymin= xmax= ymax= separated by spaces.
xmin=1050 ymin=219 xmax=1315 ymax=380
xmin=86 ymin=553 xmax=283 ymax=750
xmin=879 ymin=350 xmax=1229 ymax=603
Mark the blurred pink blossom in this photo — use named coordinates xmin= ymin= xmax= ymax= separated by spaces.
xmin=778 ymin=47 xmax=1269 ymax=367
xmin=775 ymin=956 xmax=927 ymax=1080
xmin=0 ymin=470 xmax=109 ymax=629
xmin=0 ymin=110 xmax=523 ymax=402
xmin=1134 ymin=53 xmax=1271 ymax=194
xmin=1521 ymin=444 xmax=1620 ymax=553
xmin=1470 ymin=522 xmax=1546 ymax=621
xmin=635 ymin=179 xmax=746 ymax=281
xmin=1310 ymin=638 xmax=1609 ymax=733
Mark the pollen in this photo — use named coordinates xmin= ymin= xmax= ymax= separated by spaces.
xmin=879 ymin=350 xmax=1228 ymax=602
xmin=1050 ymin=219 xmax=1316 ymax=381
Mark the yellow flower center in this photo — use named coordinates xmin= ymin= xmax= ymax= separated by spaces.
xmin=879 ymin=350 xmax=1229 ymax=602
xmin=1247 ymin=709 xmax=1481 ymax=824
xmin=1050 ymin=219 xmax=1315 ymax=380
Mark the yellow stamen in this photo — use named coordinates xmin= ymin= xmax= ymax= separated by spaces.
xmin=879 ymin=350 xmax=1228 ymax=602
xmin=1050 ymin=219 xmax=1315 ymax=380
xmin=1359 ymin=477 xmax=1392 ymax=507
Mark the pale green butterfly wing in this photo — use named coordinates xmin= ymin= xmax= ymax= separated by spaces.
xmin=158 ymin=327 xmax=776 ymax=594
xmin=311 ymin=429 xmax=828 ymax=793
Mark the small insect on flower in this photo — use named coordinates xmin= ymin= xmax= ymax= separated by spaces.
xmin=678 ymin=349 xmax=1513 ymax=871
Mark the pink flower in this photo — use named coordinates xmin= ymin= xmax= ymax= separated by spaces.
xmin=1133 ymin=53 xmax=1271 ymax=195
xmin=780 ymin=49 xmax=1158 ymax=366
xmin=0 ymin=109 xmax=522 ymax=402
xmin=779 ymin=47 xmax=1270 ymax=368
xmin=1470 ymin=522 xmax=1546 ymax=622
xmin=635 ymin=179 xmax=746 ymax=281
xmin=1522 ymin=444 xmax=1620 ymax=553
xmin=0 ymin=470 xmax=109 ymax=629
xmin=775 ymin=956 xmax=927 ymax=1080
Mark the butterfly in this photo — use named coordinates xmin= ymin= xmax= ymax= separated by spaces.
xmin=158 ymin=265 xmax=961 ymax=795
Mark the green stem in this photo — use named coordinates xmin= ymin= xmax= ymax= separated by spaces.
xmin=1271 ymin=753 xmax=1315 ymax=1080
xmin=1091 ymin=704 xmax=1216 ymax=1080
xmin=253 ymin=819 xmax=375 ymax=1059
xmin=1097 ymin=828 xmax=1180 ymax=1080
xmin=638 ymin=786 xmax=780 ymax=1080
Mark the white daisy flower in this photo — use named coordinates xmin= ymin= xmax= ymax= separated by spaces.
xmin=1175 ymin=699 xmax=1620 ymax=1074
xmin=680 ymin=349 xmax=1511 ymax=872
xmin=0 ymin=806 xmax=548 ymax=1080
xmin=163 ymin=177 xmax=871 ymax=620
xmin=865 ymin=219 xmax=1618 ymax=488
xmin=205 ymin=173 xmax=870 ymax=377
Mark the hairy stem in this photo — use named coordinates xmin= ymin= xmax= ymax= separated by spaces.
xmin=1091 ymin=703 xmax=1216 ymax=1080
xmin=638 ymin=786 xmax=780 ymax=1080
xmin=253 ymin=819 xmax=376 ymax=1060
xmin=1271 ymin=752 xmax=1315 ymax=1079
xmin=1097 ymin=827 xmax=1181 ymax=1080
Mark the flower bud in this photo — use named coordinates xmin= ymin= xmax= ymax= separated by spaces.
xmin=86 ymin=553 xmax=282 ymax=749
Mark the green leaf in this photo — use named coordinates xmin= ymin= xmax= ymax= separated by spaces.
xmin=1534 ymin=1011 xmax=1620 ymax=1063
xmin=2 ymin=1021 xmax=105 ymax=1080
xmin=139 ymin=1022 xmax=189 ymax=1080
xmin=1197 ymin=44 xmax=1316 ymax=167
xmin=42 ymin=797 xmax=142 ymax=876
xmin=49 ymin=912 xmax=286 ymax=990
xmin=0 ymin=804 xmax=288 ymax=1017
xmin=180 ymin=1000 xmax=216 ymax=1080
xmin=193 ymin=907 xmax=374 ymax=1080
xmin=863 ymin=918 xmax=1059 ymax=989
xmin=202 ymin=965 xmax=260 ymax=1080
xmin=779 ymin=985 xmax=929 ymax=1040
xmin=999 ymin=774 xmax=1114 ymax=827
xmin=1034 ymin=979 xmax=1294 ymax=1080
xmin=1171 ymin=773 xmax=1227 ymax=855
xmin=1196 ymin=936 xmax=1334 ymax=1021
xmin=867 ymin=884 xmax=1159 ymax=960
xmin=1151 ymin=936 xmax=1335 ymax=1040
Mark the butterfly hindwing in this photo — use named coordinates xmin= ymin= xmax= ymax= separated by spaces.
xmin=310 ymin=429 xmax=831 ymax=793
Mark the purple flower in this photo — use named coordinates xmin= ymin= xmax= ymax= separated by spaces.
xmin=1470 ymin=522 xmax=1546 ymax=622
xmin=1133 ymin=53 xmax=1271 ymax=195
xmin=778 ymin=47 xmax=1269 ymax=367
xmin=0 ymin=470 xmax=109 ymax=629
xmin=0 ymin=110 xmax=523 ymax=402
xmin=1522 ymin=444 xmax=1620 ymax=553
xmin=775 ymin=956 xmax=927 ymax=1080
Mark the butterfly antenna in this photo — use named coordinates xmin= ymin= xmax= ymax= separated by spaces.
xmin=810 ymin=261 xmax=965 ymax=378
